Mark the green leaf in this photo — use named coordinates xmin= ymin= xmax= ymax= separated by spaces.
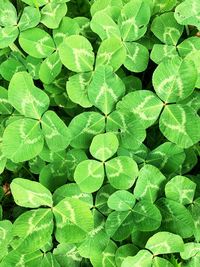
xmin=106 ymin=156 xmax=138 ymax=189
xmin=53 ymin=197 xmax=93 ymax=243
xmin=121 ymin=250 xmax=153 ymax=267
xmin=90 ymin=132 xmax=119 ymax=162
xmin=41 ymin=3 xmax=67 ymax=29
xmin=0 ymin=0 xmax=17 ymax=26
xmin=21 ymin=0 xmax=48 ymax=7
xmin=0 ymin=26 xmax=19 ymax=49
xmin=19 ymin=28 xmax=55 ymax=58
xmin=117 ymin=90 xmax=163 ymax=128
xmin=108 ymin=190 xmax=136 ymax=211
xmin=185 ymin=51 xmax=200 ymax=88
xmin=66 ymin=72 xmax=93 ymax=108
xmin=150 ymin=44 xmax=178 ymax=64
xmin=0 ymin=86 xmax=12 ymax=114
xmin=151 ymin=12 xmax=183 ymax=45
xmin=88 ymin=65 xmax=125 ymax=115
xmin=146 ymin=142 xmax=186 ymax=175
xmin=146 ymin=232 xmax=184 ymax=255
xmin=18 ymin=6 xmax=41 ymax=31
xmin=74 ymin=160 xmax=104 ymax=193
xmin=178 ymin=36 xmax=200 ymax=57
xmin=165 ymin=175 xmax=196 ymax=205
xmin=118 ymin=0 xmax=151 ymax=41
xmin=124 ymin=42 xmax=149 ymax=73
xmin=2 ymin=119 xmax=44 ymax=163
xmin=8 ymin=71 xmax=50 ymax=119
xmin=132 ymin=200 xmax=162 ymax=231
xmin=159 ymin=104 xmax=200 ymax=148
xmin=152 ymin=257 xmax=174 ymax=267
xmin=11 ymin=208 xmax=53 ymax=253
xmin=96 ymin=37 xmax=126 ymax=71
xmin=58 ymin=35 xmax=94 ymax=72
xmin=40 ymin=252 xmax=60 ymax=267
xmin=153 ymin=57 xmax=197 ymax=103
xmin=156 ymin=198 xmax=194 ymax=238
xmin=181 ymin=242 xmax=200 ymax=260
xmin=68 ymin=112 xmax=105 ymax=149
xmin=90 ymin=11 xmax=121 ymax=40
xmin=0 ymin=57 xmax=26 ymax=81
xmin=10 ymin=178 xmax=53 ymax=208
xmin=39 ymin=51 xmax=62 ymax=84
xmin=41 ymin=110 xmax=71 ymax=152
xmin=174 ymin=0 xmax=200 ymax=30
xmin=134 ymin=164 xmax=166 ymax=202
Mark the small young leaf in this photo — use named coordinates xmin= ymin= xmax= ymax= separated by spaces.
xmin=108 ymin=190 xmax=136 ymax=211
xmin=90 ymin=132 xmax=119 ymax=162
xmin=121 ymin=250 xmax=153 ymax=267
xmin=106 ymin=156 xmax=138 ymax=189
xmin=74 ymin=160 xmax=104 ymax=193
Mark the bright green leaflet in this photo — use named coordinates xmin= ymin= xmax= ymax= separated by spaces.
xmin=41 ymin=110 xmax=71 ymax=152
xmin=124 ymin=42 xmax=149 ymax=72
xmin=90 ymin=11 xmax=121 ymax=40
xmin=8 ymin=71 xmax=50 ymax=119
xmin=174 ymin=0 xmax=200 ymax=30
xmin=0 ymin=26 xmax=19 ymax=49
xmin=0 ymin=220 xmax=13 ymax=261
xmin=66 ymin=72 xmax=93 ymax=108
xmin=188 ymin=198 xmax=200 ymax=242
xmin=18 ymin=6 xmax=41 ymax=32
xmin=0 ymin=57 xmax=26 ymax=81
xmin=151 ymin=12 xmax=183 ymax=45
xmin=90 ymin=132 xmax=119 ymax=162
xmin=19 ymin=28 xmax=55 ymax=58
xmin=180 ymin=242 xmax=200 ymax=260
xmin=150 ymin=44 xmax=178 ymax=64
xmin=10 ymin=178 xmax=53 ymax=208
xmin=118 ymin=0 xmax=151 ymax=42
xmin=153 ymin=57 xmax=197 ymax=103
xmin=134 ymin=164 xmax=166 ymax=203
xmin=96 ymin=37 xmax=126 ymax=72
xmin=74 ymin=160 xmax=104 ymax=193
xmin=0 ymin=0 xmax=17 ymax=26
xmin=11 ymin=208 xmax=53 ymax=253
xmin=159 ymin=104 xmax=200 ymax=149
xmin=145 ymin=232 xmax=184 ymax=255
xmin=88 ymin=65 xmax=125 ymax=115
xmin=117 ymin=90 xmax=163 ymax=128
xmin=41 ymin=3 xmax=67 ymax=29
xmin=2 ymin=119 xmax=44 ymax=163
xmin=165 ymin=175 xmax=196 ymax=205
xmin=53 ymin=197 xmax=93 ymax=243
xmin=105 ymin=156 xmax=138 ymax=189
xmin=58 ymin=35 xmax=94 ymax=72
xmin=121 ymin=250 xmax=153 ymax=267
xmin=108 ymin=190 xmax=136 ymax=211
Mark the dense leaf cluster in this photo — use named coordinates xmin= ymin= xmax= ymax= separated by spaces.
xmin=0 ymin=0 xmax=200 ymax=266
